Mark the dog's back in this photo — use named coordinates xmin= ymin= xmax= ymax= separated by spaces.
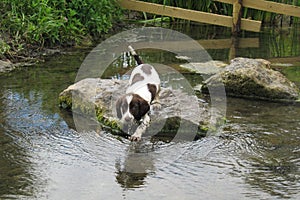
xmin=127 ymin=64 xmax=160 ymax=92
xmin=126 ymin=64 xmax=160 ymax=104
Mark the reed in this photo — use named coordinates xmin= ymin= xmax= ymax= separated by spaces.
xmin=142 ymin=0 xmax=299 ymax=25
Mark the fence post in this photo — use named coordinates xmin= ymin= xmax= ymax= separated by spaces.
xmin=229 ymin=36 xmax=240 ymax=60
xmin=232 ymin=0 xmax=243 ymax=34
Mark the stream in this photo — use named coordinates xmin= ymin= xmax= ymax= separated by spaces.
xmin=0 ymin=24 xmax=300 ymax=199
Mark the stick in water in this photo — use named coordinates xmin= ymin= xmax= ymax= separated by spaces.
xmin=128 ymin=45 xmax=143 ymax=65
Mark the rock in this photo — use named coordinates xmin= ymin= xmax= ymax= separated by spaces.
xmin=179 ymin=60 xmax=227 ymax=75
xmin=43 ymin=48 xmax=61 ymax=56
xmin=0 ymin=59 xmax=37 ymax=74
xmin=0 ymin=60 xmax=15 ymax=73
xmin=59 ymin=78 xmax=123 ymax=132
xmin=59 ymin=78 xmax=213 ymax=140
xmin=202 ymin=57 xmax=300 ymax=101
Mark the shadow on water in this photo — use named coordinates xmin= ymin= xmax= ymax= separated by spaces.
xmin=0 ymin=24 xmax=300 ymax=199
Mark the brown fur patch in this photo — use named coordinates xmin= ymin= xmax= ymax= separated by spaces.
xmin=141 ymin=64 xmax=152 ymax=75
xmin=130 ymin=94 xmax=150 ymax=121
xmin=147 ymin=84 xmax=157 ymax=102
xmin=131 ymin=73 xmax=144 ymax=85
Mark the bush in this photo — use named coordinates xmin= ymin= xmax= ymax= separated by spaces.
xmin=0 ymin=0 xmax=122 ymax=48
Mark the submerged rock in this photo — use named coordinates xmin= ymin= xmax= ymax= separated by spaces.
xmin=59 ymin=78 xmax=213 ymax=140
xmin=0 ymin=60 xmax=15 ymax=73
xmin=202 ymin=58 xmax=300 ymax=102
xmin=0 ymin=59 xmax=36 ymax=74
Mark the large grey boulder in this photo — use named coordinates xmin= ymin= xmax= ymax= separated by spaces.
xmin=59 ymin=78 xmax=212 ymax=140
xmin=202 ymin=58 xmax=300 ymax=101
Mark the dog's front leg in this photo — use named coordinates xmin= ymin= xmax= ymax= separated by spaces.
xmin=130 ymin=114 xmax=150 ymax=141
xmin=151 ymin=92 xmax=161 ymax=111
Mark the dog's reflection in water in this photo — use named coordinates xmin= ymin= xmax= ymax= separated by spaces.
xmin=115 ymin=142 xmax=155 ymax=189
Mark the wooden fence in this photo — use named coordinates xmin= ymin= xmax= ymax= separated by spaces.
xmin=118 ymin=0 xmax=300 ymax=34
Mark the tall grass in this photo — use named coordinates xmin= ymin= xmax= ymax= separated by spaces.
xmin=142 ymin=0 xmax=299 ymax=25
xmin=0 ymin=0 xmax=122 ymax=51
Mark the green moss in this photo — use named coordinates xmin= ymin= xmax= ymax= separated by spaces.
xmin=58 ymin=92 xmax=72 ymax=109
xmin=95 ymin=106 xmax=121 ymax=132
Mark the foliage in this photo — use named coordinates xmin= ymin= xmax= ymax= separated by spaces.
xmin=0 ymin=0 xmax=122 ymax=49
xmin=0 ymin=40 xmax=11 ymax=57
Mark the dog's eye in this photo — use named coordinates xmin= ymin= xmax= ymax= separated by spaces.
xmin=129 ymin=102 xmax=140 ymax=119
xmin=129 ymin=102 xmax=138 ymax=112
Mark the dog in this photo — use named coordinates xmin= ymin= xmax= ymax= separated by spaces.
xmin=116 ymin=46 xmax=161 ymax=141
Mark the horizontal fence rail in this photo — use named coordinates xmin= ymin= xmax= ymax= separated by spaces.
xmin=118 ymin=0 xmax=261 ymax=32
xmin=216 ymin=0 xmax=300 ymax=18
xmin=118 ymin=0 xmax=300 ymax=33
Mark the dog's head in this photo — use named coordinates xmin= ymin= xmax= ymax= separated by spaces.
xmin=116 ymin=94 xmax=150 ymax=123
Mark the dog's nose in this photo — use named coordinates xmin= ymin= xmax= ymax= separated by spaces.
xmin=125 ymin=116 xmax=131 ymax=122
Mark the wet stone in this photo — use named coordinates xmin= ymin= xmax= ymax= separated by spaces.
xmin=59 ymin=78 xmax=212 ymax=139
xmin=202 ymin=58 xmax=300 ymax=102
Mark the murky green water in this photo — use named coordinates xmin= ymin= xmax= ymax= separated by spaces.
xmin=1 ymin=24 xmax=300 ymax=199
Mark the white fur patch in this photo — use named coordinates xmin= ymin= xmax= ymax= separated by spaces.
xmin=126 ymin=64 xmax=160 ymax=103
xmin=119 ymin=95 xmax=134 ymax=123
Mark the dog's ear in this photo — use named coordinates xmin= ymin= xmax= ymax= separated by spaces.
xmin=116 ymin=98 xmax=122 ymax=119
xmin=147 ymin=83 xmax=157 ymax=102
xmin=116 ymin=97 xmax=128 ymax=119
xmin=130 ymin=94 xmax=150 ymax=121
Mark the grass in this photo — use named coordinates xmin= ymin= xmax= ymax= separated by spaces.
xmin=0 ymin=0 xmax=122 ymax=60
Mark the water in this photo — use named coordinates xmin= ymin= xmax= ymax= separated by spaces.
xmin=1 ymin=24 xmax=300 ymax=199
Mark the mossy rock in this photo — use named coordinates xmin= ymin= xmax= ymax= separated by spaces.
xmin=59 ymin=78 xmax=214 ymax=140
xmin=59 ymin=78 xmax=124 ymax=133
xmin=202 ymin=58 xmax=300 ymax=102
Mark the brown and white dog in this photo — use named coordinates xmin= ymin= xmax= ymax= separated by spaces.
xmin=116 ymin=46 xmax=160 ymax=141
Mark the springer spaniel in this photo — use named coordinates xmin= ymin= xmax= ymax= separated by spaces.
xmin=116 ymin=46 xmax=161 ymax=141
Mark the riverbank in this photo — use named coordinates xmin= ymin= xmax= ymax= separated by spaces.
xmin=0 ymin=0 xmax=123 ymax=71
xmin=0 ymin=23 xmax=130 ymax=73
xmin=0 ymin=44 xmax=95 ymax=73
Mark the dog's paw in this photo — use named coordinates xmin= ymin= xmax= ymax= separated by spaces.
xmin=129 ymin=135 xmax=142 ymax=142
xmin=152 ymin=102 xmax=161 ymax=111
